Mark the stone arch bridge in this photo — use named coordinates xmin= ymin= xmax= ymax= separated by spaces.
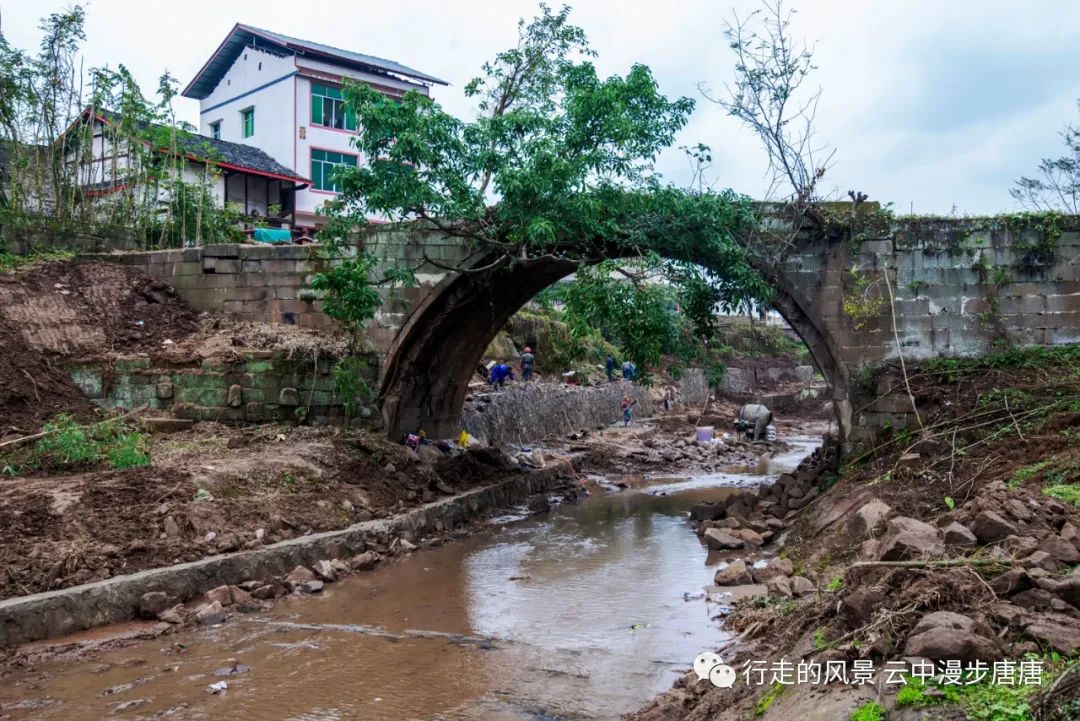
xmin=362 ymin=214 xmax=1080 ymax=449
xmin=111 ymin=211 xmax=1080 ymax=450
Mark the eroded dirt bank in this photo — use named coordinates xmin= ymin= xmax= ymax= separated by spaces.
xmin=632 ymin=350 xmax=1080 ymax=721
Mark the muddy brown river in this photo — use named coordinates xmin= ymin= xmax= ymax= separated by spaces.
xmin=2 ymin=439 xmax=819 ymax=721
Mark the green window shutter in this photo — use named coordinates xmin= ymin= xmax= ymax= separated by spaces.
xmin=344 ymin=104 xmax=356 ymax=131
xmin=312 ymin=84 xmax=327 ymax=97
xmin=344 ymin=154 xmax=358 ymax=167
xmin=312 ymin=149 xmax=326 ymax=162
xmin=311 ymin=160 xmax=323 ymax=191
xmin=311 ymin=93 xmax=322 ymax=125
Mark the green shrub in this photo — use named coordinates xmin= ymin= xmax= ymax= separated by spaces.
xmin=10 ymin=414 xmax=151 ymax=473
xmin=849 ymin=701 xmax=884 ymax=721
xmin=105 ymin=432 xmax=151 ymax=469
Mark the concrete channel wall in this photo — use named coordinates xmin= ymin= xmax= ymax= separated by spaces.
xmin=0 ymin=466 xmax=569 ymax=648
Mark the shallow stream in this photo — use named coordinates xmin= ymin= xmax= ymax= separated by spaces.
xmin=1 ymin=438 xmax=819 ymax=721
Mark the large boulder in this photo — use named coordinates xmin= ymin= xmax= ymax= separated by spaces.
xmin=750 ymin=557 xmax=794 ymax=584
xmin=841 ymin=586 xmax=885 ymax=626
xmin=847 ymin=499 xmax=892 ymax=539
xmin=1038 ymin=571 xmax=1080 ymax=608
xmin=942 ymin=522 xmax=977 ymax=548
xmin=1023 ymin=551 xmax=1061 ymax=574
xmin=789 ymin=576 xmax=815 ymax=598
xmin=876 ymin=517 xmax=944 ymax=561
xmin=910 ymin=611 xmax=976 ymax=636
xmin=285 ymin=565 xmax=317 ymax=588
xmin=971 ymin=511 xmax=1018 ymax=544
xmin=1022 ymin=613 xmax=1080 ymax=655
xmin=766 ymin=576 xmax=793 ymax=598
xmin=731 ymin=528 xmax=765 ymax=548
xmin=1040 ymin=535 xmax=1080 ymax=564
xmin=137 ymin=591 xmax=171 ymax=620
xmin=205 ymin=585 xmax=234 ymax=607
xmin=689 ymin=502 xmax=724 ymax=522
xmin=703 ymin=529 xmax=743 ymax=551
xmin=349 ymin=551 xmax=381 ymax=571
xmin=312 ymin=559 xmax=337 ymax=582
xmin=990 ymin=569 xmax=1033 ymax=596
xmin=904 ymin=628 xmax=1002 ymax=662
xmin=714 ymin=559 xmax=753 ymax=586
xmin=195 ymin=601 xmax=225 ymax=625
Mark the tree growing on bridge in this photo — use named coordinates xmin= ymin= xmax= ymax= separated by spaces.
xmin=1012 ymin=99 xmax=1080 ymax=214
xmin=317 ymin=4 xmax=773 ymax=341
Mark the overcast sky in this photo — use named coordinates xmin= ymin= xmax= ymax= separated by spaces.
xmin=3 ymin=0 xmax=1079 ymax=215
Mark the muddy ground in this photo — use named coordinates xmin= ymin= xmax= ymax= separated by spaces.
xmin=0 ymin=421 xmax=544 ymax=601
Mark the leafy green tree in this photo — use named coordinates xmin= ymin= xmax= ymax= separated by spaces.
xmin=561 ymin=261 xmax=679 ymax=375
xmin=322 ymin=4 xmax=770 ymax=314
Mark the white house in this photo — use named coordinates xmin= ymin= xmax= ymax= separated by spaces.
xmin=182 ymin=24 xmax=448 ymax=232
xmin=66 ymin=109 xmax=311 ymax=228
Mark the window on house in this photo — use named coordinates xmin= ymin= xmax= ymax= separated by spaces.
xmin=241 ymin=107 xmax=255 ymax=138
xmin=210 ymin=121 xmax=221 ymax=140
xmin=310 ymin=84 xmax=356 ymax=131
xmin=310 ymin=149 xmax=358 ymax=192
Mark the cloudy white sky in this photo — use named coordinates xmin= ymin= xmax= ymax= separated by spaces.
xmin=3 ymin=0 xmax=1079 ymax=215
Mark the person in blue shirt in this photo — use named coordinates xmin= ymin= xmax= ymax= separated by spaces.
xmin=621 ymin=360 xmax=636 ymax=381
xmin=605 ymin=354 xmax=616 ymax=382
xmin=490 ymin=363 xmax=515 ymax=389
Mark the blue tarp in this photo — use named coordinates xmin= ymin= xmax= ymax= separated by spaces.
xmin=253 ymin=228 xmax=293 ymax=244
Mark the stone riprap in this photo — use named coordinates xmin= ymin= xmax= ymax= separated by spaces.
xmin=461 ymin=369 xmax=707 ymax=446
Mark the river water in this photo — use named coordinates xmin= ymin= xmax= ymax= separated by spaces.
xmin=2 ymin=439 xmax=819 ymax=721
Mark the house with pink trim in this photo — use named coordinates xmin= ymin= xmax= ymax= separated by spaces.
xmin=182 ymin=24 xmax=447 ymax=233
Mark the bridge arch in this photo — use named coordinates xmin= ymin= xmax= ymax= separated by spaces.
xmin=377 ymin=248 xmax=853 ymax=445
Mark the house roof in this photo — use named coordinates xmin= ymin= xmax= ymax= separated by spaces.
xmin=91 ymin=110 xmax=310 ymax=186
xmin=182 ymin=23 xmax=448 ymax=100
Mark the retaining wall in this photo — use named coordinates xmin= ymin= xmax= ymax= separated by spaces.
xmin=68 ymin=351 xmax=379 ymax=425
xmin=87 ymin=244 xmax=340 ymax=331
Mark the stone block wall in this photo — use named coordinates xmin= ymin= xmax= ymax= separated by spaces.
xmin=69 ymin=351 xmax=379 ymax=425
xmin=779 ymin=216 xmax=1080 ymax=444
xmin=90 ymin=245 xmax=339 ymax=331
xmin=74 ymin=215 xmax=1080 ymax=447
xmin=85 ymin=229 xmax=472 ymax=356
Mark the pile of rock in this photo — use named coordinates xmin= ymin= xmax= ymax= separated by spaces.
xmin=833 ymin=479 xmax=1080 ymax=656
xmin=133 ymin=547 xmax=395 ymax=630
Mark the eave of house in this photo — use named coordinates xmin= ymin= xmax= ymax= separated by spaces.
xmin=182 ymin=23 xmax=448 ymax=101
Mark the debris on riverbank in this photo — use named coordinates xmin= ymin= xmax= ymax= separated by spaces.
xmin=631 ymin=348 xmax=1080 ymax=721
xmin=0 ymin=423 xmax=564 ymax=602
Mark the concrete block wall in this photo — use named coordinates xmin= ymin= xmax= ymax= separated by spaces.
xmin=68 ymin=351 xmax=379 ymax=425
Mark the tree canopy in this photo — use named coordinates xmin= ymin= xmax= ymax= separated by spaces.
xmin=320 ymin=4 xmax=772 ymax=319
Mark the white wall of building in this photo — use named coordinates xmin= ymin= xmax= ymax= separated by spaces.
xmin=198 ymin=46 xmax=296 ymax=174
